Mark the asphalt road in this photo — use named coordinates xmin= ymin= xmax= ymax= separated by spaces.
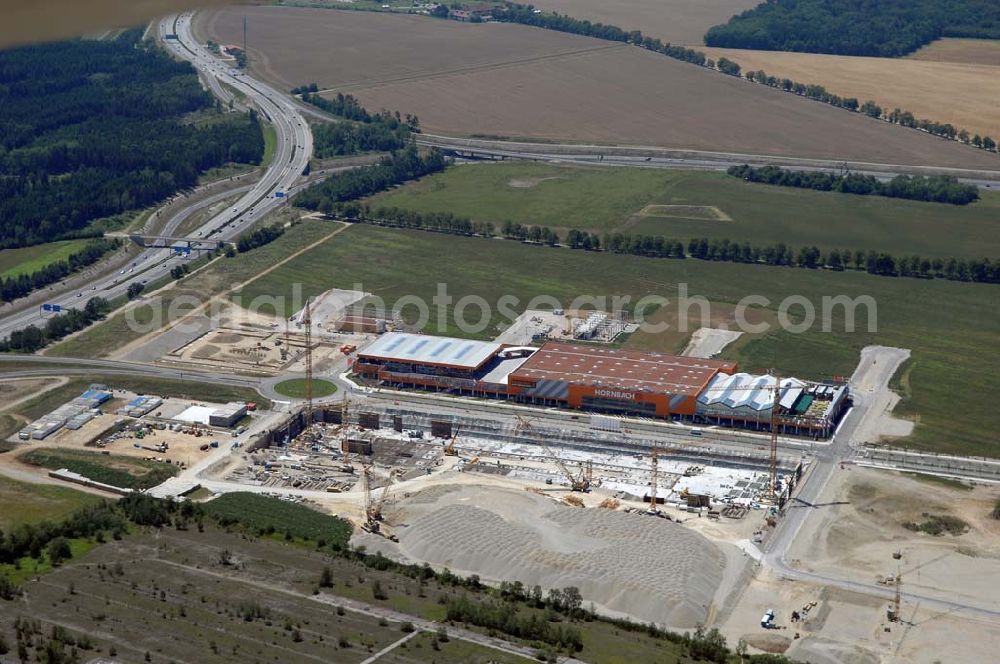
xmin=291 ymin=92 xmax=1000 ymax=185
xmin=0 ymin=354 xmax=262 ymax=388
xmin=0 ymin=13 xmax=313 ymax=341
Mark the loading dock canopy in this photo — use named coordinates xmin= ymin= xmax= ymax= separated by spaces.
xmin=358 ymin=332 xmax=503 ymax=371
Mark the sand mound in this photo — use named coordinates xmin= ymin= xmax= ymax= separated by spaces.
xmin=507 ymin=176 xmax=561 ymax=188
xmin=743 ymin=633 xmax=792 ymax=654
xmin=394 ymin=486 xmax=725 ymax=628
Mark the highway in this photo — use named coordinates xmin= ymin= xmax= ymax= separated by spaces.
xmin=290 ymin=95 xmax=1000 ymax=187
xmin=0 ymin=12 xmax=313 ymax=341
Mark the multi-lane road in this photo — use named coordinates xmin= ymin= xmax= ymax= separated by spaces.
xmin=0 ymin=12 xmax=312 ymax=341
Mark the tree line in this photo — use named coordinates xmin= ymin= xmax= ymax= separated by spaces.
xmin=704 ymin=0 xmax=1000 ymax=57
xmin=296 ymin=88 xmax=420 ymax=132
xmin=294 ymin=147 xmax=447 ymax=212
xmin=493 ymin=4 xmax=998 ymax=157
xmin=0 ymin=29 xmax=264 ymax=249
xmin=0 ymin=297 xmax=111 ymax=353
xmin=0 ymin=239 xmax=121 ymax=303
xmin=728 ymin=164 xmax=980 ymax=205
xmin=445 ymin=595 xmax=583 ymax=651
xmin=737 ymin=69 xmax=997 ymax=153
xmin=497 ymin=3 xmax=710 ymax=67
xmin=318 ymin=197 xmax=1000 ymax=285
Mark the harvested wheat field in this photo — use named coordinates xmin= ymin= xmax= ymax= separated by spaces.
xmin=704 ymin=47 xmax=1000 ymax=141
xmin=370 ymin=484 xmax=739 ymax=629
xmin=529 ymin=0 xmax=758 ymax=45
xmin=909 ymin=38 xmax=1000 ymax=66
xmin=196 ymin=6 xmax=608 ymax=93
xmin=201 ymin=7 xmax=1000 ymax=169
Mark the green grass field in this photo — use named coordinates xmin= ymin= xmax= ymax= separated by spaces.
xmin=204 ymin=492 xmax=352 ymax=546
xmin=273 ymin=377 xmax=338 ymax=398
xmin=240 ymin=224 xmax=1000 ymax=457
xmin=0 ymin=475 xmax=103 ymax=530
xmin=197 ymin=161 xmax=259 ymax=186
xmin=0 ymin=240 xmax=92 ymax=279
xmin=370 ymin=163 xmax=1000 ymax=259
xmin=262 ymin=123 xmax=278 ymax=166
xmin=22 ymin=449 xmax=178 ymax=490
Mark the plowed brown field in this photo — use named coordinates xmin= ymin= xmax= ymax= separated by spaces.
xmin=200 ymin=6 xmax=1000 ymax=169
xmin=529 ymin=0 xmax=758 ymax=45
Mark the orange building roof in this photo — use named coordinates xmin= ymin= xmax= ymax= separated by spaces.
xmin=511 ymin=342 xmax=736 ymax=396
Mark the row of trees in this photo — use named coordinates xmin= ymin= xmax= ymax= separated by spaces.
xmin=0 ymin=239 xmax=120 ymax=303
xmin=728 ymin=164 xmax=981 ymax=205
xmin=739 ymin=69 xmax=997 ymax=152
xmin=704 ymin=0 xmax=1000 ymax=57
xmin=294 ymin=147 xmax=447 ymax=210
xmin=496 ymin=4 xmax=997 ymax=157
xmin=319 ymin=193 xmax=1000 ymax=284
xmin=0 ymin=297 xmax=110 ymax=353
xmin=498 ymin=3 xmax=710 ymax=67
xmin=0 ymin=30 xmax=264 ymax=249
xmin=235 ymin=223 xmax=285 ymax=253
xmin=336 ymin=203 xmax=497 ymax=237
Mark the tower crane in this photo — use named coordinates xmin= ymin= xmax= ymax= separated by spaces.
xmin=302 ymin=296 xmax=314 ymax=417
xmin=339 ymin=397 xmax=354 ymax=473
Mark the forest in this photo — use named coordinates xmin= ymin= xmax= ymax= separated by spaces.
xmin=704 ymin=0 xmax=1000 ymax=57
xmin=0 ymin=29 xmax=264 ymax=249
xmin=296 ymin=88 xmax=415 ymax=157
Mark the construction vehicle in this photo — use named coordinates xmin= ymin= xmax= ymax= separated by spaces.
xmin=361 ymin=464 xmax=397 ymax=540
xmin=444 ymin=425 xmax=460 ymax=456
xmin=517 ymin=415 xmax=590 ymax=491
xmin=540 ymin=439 xmax=591 ymax=492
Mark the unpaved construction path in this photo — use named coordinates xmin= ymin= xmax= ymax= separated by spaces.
xmin=682 ymin=327 xmax=743 ymax=358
